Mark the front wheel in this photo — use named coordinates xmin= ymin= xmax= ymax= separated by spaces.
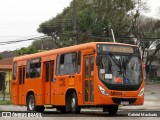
xmin=108 ymin=105 xmax=118 ymax=115
xmin=66 ymin=92 xmax=81 ymax=113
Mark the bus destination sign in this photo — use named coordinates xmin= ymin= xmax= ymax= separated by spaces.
xmin=97 ymin=44 xmax=135 ymax=53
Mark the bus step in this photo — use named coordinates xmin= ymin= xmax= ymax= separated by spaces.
xmin=44 ymin=104 xmax=52 ymax=108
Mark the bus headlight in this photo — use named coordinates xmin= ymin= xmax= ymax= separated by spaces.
xmin=98 ymin=85 xmax=109 ymax=96
xmin=138 ymin=87 xmax=144 ymax=96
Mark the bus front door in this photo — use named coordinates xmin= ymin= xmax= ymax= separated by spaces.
xmin=18 ymin=66 xmax=25 ymax=105
xmin=84 ymin=55 xmax=94 ymax=104
xmin=44 ymin=61 xmax=54 ymax=105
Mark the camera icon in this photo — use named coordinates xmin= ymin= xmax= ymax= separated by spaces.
xmin=2 ymin=112 xmax=11 ymax=117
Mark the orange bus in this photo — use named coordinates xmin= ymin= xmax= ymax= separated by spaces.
xmin=11 ymin=42 xmax=144 ymax=114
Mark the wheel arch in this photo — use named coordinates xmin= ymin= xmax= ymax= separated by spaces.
xmin=65 ymin=88 xmax=77 ymax=104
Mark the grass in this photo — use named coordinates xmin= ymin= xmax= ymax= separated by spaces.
xmin=0 ymin=100 xmax=12 ymax=105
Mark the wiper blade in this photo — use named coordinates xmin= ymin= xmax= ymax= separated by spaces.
xmin=109 ymin=54 xmax=120 ymax=67
xmin=109 ymin=54 xmax=122 ymax=73
xmin=122 ymin=57 xmax=126 ymax=75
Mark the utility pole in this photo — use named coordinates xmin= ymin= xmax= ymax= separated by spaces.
xmin=73 ymin=0 xmax=77 ymax=45
xmin=41 ymin=39 xmax=44 ymax=51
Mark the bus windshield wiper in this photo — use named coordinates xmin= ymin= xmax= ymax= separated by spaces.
xmin=109 ymin=54 xmax=122 ymax=74
xmin=122 ymin=57 xmax=126 ymax=75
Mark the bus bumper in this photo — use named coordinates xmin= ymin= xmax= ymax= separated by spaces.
xmin=96 ymin=94 xmax=144 ymax=105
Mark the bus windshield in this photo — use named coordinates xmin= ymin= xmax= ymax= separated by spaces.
xmin=98 ymin=54 xmax=142 ymax=85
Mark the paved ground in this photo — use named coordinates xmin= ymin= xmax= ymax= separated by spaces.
xmin=145 ymin=84 xmax=160 ymax=94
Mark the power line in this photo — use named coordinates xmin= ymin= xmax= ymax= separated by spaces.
xmin=0 ymin=35 xmax=42 ymax=37
xmin=0 ymin=34 xmax=160 ymax=46
xmin=0 ymin=36 xmax=46 ymax=45
xmin=86 ymin=35 xmax=160 ymax=42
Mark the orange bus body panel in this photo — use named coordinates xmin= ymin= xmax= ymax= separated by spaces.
xmin=11 ymin=42 xmax=144 ymax=108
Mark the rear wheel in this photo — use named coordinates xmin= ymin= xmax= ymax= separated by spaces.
xmin=27 ymin=94 xmax=44 ymax=112
xmin=27 ymin=94 xmax=36 ymax=111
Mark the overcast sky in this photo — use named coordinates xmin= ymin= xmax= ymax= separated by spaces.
xmin=0 ymin=0 xmax=159 ymax=52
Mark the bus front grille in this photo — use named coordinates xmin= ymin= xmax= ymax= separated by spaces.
xmin=112 ymin=98 xmax=137 ymax=104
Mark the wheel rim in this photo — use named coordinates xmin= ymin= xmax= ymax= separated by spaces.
xmin=29 ymin=98 xmax=35 ymax=110
xmin=71 ymin=97 xmax=76 ymax=110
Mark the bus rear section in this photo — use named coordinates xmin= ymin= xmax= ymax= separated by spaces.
xmin=10 ymin=42 xmax=144 ymax=115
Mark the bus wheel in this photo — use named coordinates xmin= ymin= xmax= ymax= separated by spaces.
xmin=70 ymin=92 xmax=81 ymax=114
xmin=27 ymin=94 xmax=36 ymax=111
xmin=107 ymin=105 xmax=118 ymax=115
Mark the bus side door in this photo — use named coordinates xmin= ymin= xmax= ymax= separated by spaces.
xmin=11 ymin=63 xmax=18 ymax=104
xmin=18 ymin=66 xmax=25 ymax=105
xmin=84 ymin=55 xmax=94 ymax=104
xmin=44 ymin=61 xmax=55 ymax=105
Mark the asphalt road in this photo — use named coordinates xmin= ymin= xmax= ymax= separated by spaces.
xmin=0 ymin=109 xmax=160 ymax=120
xmin=41 ymin=109 xmax=160 ymax=117
xmin=145 ymin=93 xmax=160 ymax=100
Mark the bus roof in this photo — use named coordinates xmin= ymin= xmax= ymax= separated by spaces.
xmin=13 ymin=42 xmax=138 ymax=62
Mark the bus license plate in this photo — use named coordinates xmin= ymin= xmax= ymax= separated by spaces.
xmin=121 ymin=101 xmax=129 ymax=105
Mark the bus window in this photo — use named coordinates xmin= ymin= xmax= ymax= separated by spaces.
xmin=26 ymin=60 xmax=30 ymax=79
xmin=19 ymin=68 xmax=23 ymax=84
xmin=60 ymin=54 xmax=65 ymax=75
xmin=30 ymin=58 xmax=41 ymax=78
xmin=19 ymin=67 xmax=25 ymax=84
xmin=85 ymin=57 xmax=89 ymax=78
xmin=13 ymin=62 xmax=17 ymax=80
xmin=45 ymin=62 xmax=50 ymax=82
xmin=90 ymin=56 xmax=94 ymax=78
xmin=77 ymin=51 xmax=81 ymax=73
xmin=60 ymin=52 xmax=77 ymax=75
xmin=56 ymin=55 xmax=60 ymax=76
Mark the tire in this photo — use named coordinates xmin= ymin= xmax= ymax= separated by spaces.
xmin=27 ymin=94 xmax=44 ymax=112
xmin=70 ymin=92 xmax=81 ymax=114
xmin=107 ymin=105 xmax=118 ymax=115
xmin=27 ymin=94 xmax=36 ymax=111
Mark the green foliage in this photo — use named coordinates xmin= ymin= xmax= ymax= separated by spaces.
xmin=31 ymin=37 xmax=58 ymax=50
xmin=0 ymin=100 xmax=12 ymax=105
xmin=0 ymin=54 xmax=3 ymax=60
xmin=37 ymin=0 xmax=141 ymax=46
xmin=16 ymin=46 xmax=36 ymax=56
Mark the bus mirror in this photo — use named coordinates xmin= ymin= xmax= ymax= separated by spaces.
xmin=96 ymin=55 xmax=101 ymax=66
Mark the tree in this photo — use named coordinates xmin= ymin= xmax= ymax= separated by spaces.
xmin=132 ymin=16 xmax=160 ymax=79
xmin=0 ymin=54 xmax=3 ymax=60
xmin=31 ymin=37 xmax=59 ymax=51
xmin=37 ymin=0 xmax=160 ymax=79
xmin=37 ymin=0 xmax=144 ymax=46
xmin=16 ymin=46 xmax=36 ymax=56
